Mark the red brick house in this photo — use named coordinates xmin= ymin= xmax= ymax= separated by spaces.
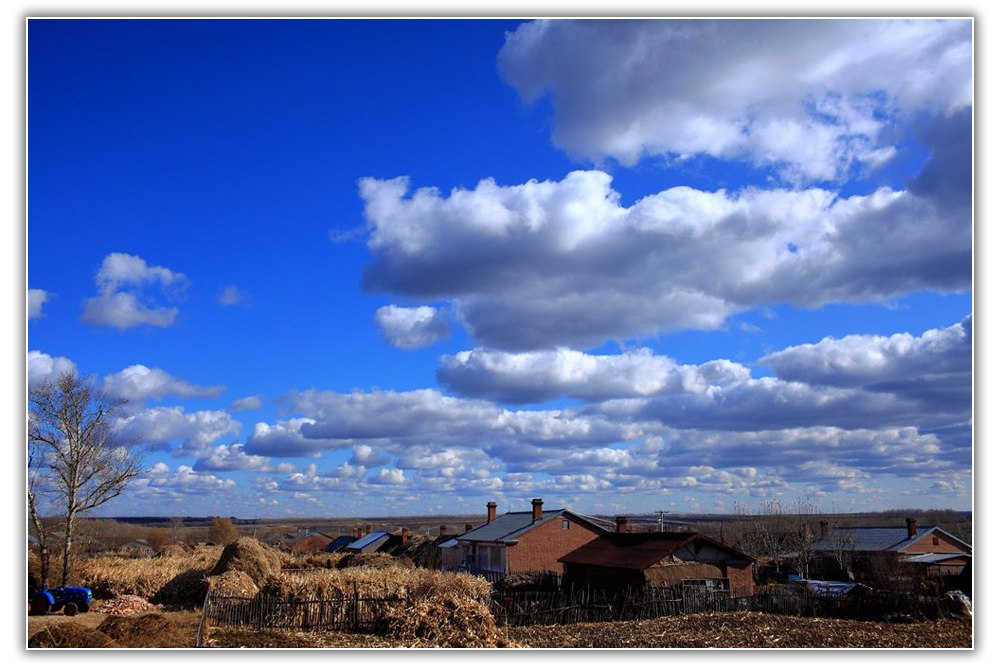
xmin=558 ymin=520 xmax=756 ymax=597
xmin=443 ymin=498 xmax=608 ymax=575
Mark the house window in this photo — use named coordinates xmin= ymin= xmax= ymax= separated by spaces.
xmin=562 ymin=519 xmax=570 ymax=530
xmin=933 ymin=536 xmax=940 ymax=546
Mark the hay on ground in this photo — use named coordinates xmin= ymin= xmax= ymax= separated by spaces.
xmin=206 ymin=570 xmax=260 ymax=597
xmin=28 ymin=623 xmax=119 ymax=648
xmin=377 ymin=593 xmax=510 ymax=648
xmin=97 ymin=612 xmax=190 ymax=648
xmin=210 ymin=537 xmax=282 ymax=585
xmin=157 ymin=544 xmax=189 ymax=558
xmin=97 ymin=594 xmax=161 ymax=616
xmin=336 ymin=552 xmax=404 ymax=570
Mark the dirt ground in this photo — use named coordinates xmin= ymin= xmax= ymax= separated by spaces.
xmin=203 ymin=612 xmax=972 ymax=649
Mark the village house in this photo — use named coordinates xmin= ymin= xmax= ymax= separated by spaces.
xmin=805 ymin=518 xmax=971 ymax=594
xmin=558 ymin=517 xmax=756 ymax=597
xmin=442 ymin=498 xmax=609 ymax=576
xmin=288 ymin=531 xmax=336 ymax=554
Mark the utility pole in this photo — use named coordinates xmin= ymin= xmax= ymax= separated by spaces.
xmin=657 ymin=510 xmax=669 ymax=532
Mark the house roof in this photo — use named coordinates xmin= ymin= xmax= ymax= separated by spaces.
xmin=903 ymin=552 xmax=972 ymax=564
xmin=458 ymin=509 xmax=607 ymax=544
xmin=323 ymin=535 xmax=357 ymax=553
xmin=810 ymin=526 xmax=971 ymax=554
xmin=346 ymin=531 xmax=389 ymax=551
xmin=558 ymin=531 xmax=754 ymax=570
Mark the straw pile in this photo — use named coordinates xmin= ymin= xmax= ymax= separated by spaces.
xmin=27 ymin=623 xmax=119 ymax=648
xmin=336 ymin=552 xmax=403 ymax=570
xmin=156 ymin=544 xmax=189 ymax=558
xmin=377 ymin=593 xmax=510 ymax=648
xmin=257 ymin=566 xmax=491 ymax=601
xmin=97 ymin=612 xmax=191 ymax=648
xmin=96 ymin=594 xmax=162 ymax=616
xmin=206 ymin=570 xmax=260 ymax=598
xmin=78 ymin=543 xmax=222 ymax=599
xmin=210 ymin=538 xmax=283 ymax=584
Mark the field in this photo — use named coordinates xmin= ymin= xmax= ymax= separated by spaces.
xmin=202 ymin=612 xmax=972 ymax=649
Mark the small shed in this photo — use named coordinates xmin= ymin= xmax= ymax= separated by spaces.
xmin=559 ymin=531 xmax=756 ymax=597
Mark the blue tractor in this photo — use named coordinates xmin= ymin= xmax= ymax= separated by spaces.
xmin=29 ymin=587 xmax=93 ymax=616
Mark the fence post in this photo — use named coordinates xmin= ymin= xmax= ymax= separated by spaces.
xmin=352 ymin=582 xmax=359 ymax=630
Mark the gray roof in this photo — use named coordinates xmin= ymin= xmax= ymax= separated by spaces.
xmin=457 ymin=509 xmax=608 ymax=544
xmin=345 ymin=531 xmax=389 ymax=551
xmin=903 ymin=552 xmax=971 ymax=564
xmin=810 ymin=526 xmax=971 ymax=554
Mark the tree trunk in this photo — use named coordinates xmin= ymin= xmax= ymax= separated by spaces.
xmin=61 ymin=510 xmax=76 ymax=587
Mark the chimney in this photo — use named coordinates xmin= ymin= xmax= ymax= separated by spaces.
xmin=465 ymin=524 xmax=473 ymax=533
xmin=400 ymin=527 xmax=409 ymax=545
xmin=615 ymin=516 xmax=629 ymax=533
xmin=487 ymin=501 xmax=497 ymax=523
xmin=353 ymin=526 xmax=361 ymax=538
xmin=820 ymin=520 xmax=829 ymax=538
xmin=531 ymin=498 xmax=543 ymax=521
xmin=365 ymin=524 xmax=372 ymax=534
xmin=439 ymin=525 xmax=448 ymax=537
xmin=906 ymin=518 xmax=917 ymax=538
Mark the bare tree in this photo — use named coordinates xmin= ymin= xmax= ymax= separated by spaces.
xmin=28 ymin=371 xmax=145 ymax=587
xmin=27 ymin=434 xmax=53 ymax=590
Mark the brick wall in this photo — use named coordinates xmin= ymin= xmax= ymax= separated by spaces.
xmin=901 ymin=531 xmax=969 ymax=555
xmin=507 ymin=515 xmax=604 ymax=574
xmin=725 ymin=562 xmax=756 ymax=597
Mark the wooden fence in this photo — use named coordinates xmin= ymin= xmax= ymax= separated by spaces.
xmin=202 ymin=589 xmax=407 ymax=633
xmin=488 ymin=583 xmax=946 ymax=627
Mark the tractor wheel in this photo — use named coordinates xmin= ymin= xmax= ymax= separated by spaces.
xmin=63 ymin=602 xmax=79 ymax=616
xmin=29 ymin=596 xmax=51 ymax=615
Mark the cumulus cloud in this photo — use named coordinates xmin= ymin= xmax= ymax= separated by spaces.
xmin=228 ymin=395 xmax=263 ymax=412
xmin=133 ymin=462 xmax=237 ymax=496
xmin=28 ymin=289 xmax=50 ymax=319
xmin=439 ymin=347 xmax=749 ymax=403
xmin=375 ymin=304 xmax=451 ymax=349
xmin=81 ymin=252 xmax=188 ymax=329
xmin=102 ymin=365 xmax=225 ymax=402
xmin=359 ymin=167 xmax=969 ymax=350
xmin=762 ymin=316 xmax=971 ymax=392
xmin=497 ymin=19 xmax=971 ymax=180
xmin=113 ymin=406 xmax=241 ymax=455
xmin=27 ymin=350 xmax=77 ymax=388
xmin=244 ymin=417 xmax=350 ymax=458
xmin=194 ymin=443 xmax=273 ymax=472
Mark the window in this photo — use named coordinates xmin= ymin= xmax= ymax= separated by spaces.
xmin=562 ymin=519 xmax=570 ymax=530
xmin=933 ymin=536 xmax=940 ymax=546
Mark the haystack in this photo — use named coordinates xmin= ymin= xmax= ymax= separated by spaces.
xmin=378 ymin=593 xmax=509 ymax=648
xmin=28 ymin=623 xmax=119 ymax=648
xmin=206 ymin=570 xmax=260 ymax=597
xmin=156 ymin=544 xmax=189 ymax=558
xmin=210 ymin=537 xmax=282 ymax=585
xmin=336 ymin=552 xmax=404 ymax=570
xmin=97 ymin=612 xmax=189 ymax=648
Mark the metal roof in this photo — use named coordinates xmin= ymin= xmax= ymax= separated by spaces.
xmin=810 ymin=526 xmax=971 ymax=554
xmin=323 ymin=535 xmax=357 ymax=553
xmin=437 ymin=538 xmax=460 ymax=549
xmin=458 ymin=509 xmax=607 ymax=544
xmin=559 ymin=532 xmax=754 ymax=570
xmin=903 ymin=552 xmax=971 ymax=564
xmin=345 ymin=531 xmax=389 ymax=551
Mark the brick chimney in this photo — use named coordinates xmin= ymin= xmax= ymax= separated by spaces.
xmin=531 ymin=498 xmax=543 ymax=521
xmin=465 ymin=524 xmax=473 ymax=533
xmin=487 ymin=501 xmax=497 ymax=523
xmin=906 ymin=518 xmax=917 ymax=538
xmin=439 ymin=525 xmax=448 ymax=536
xmin=353 ymin=526 xmax=361 ymax=538
xmin=615 ymin=516 xmax=629 ymax=533
xmin=819 ymin=520 xmax=829 ymax=538
xmin=365 ymin=524 xmax=372 ymax=534
xmin=400 ymin=527 xmax=409 ymax=545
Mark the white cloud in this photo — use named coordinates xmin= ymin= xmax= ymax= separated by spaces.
xmin=81 ymin=252 xmax=188 ymax=329
xmin=27 ymin=350 xmax=77 ymax=388
xmin=438 ymin=347 xmax=750 ymax=403
xmin=218 ymin=285 xmax=247 ymax=306
xmin=375 ymin=304 xmax=451 ymax=349
xmin=228 ymin=395 xmax=263 ymax=411
xmin=28 ymin=289 xmax=50 ymax=319
xmin=102 ymin=364 xmax=225 ymax=402
xmin=498 ymin=19 xmax=971 ymax=181
xmin=244 ymin=417 xmax=349 ymax=458
xmin=114 ymin=406 xmax=241 ymax=455
xmin=194 ymin=443 xmax=273 ymax=472
xmin=360 ymin=168 xmax=969 ymax=349
xmin=133 ymin=464 xmax=237 ymax=496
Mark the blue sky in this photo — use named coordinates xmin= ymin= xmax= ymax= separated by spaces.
xmin=26 ymin=18 xmax=973 ymax=519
